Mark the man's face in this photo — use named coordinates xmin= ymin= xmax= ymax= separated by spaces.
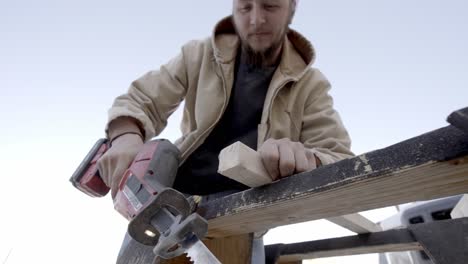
xmin=233 ymin=0 xmax=294 ymax=54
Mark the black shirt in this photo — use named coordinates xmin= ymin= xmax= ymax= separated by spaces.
xmin=173 ymin=53 xmax=277 ymax=195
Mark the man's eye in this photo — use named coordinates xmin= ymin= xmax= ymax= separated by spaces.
xmin=264 ymin=4 xmax=279 ymax=11
xmin=239 ymin=5 xmax=252 ymax=12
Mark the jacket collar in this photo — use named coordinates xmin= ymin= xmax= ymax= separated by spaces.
xmin=212 ymin=16 xmax=316 ymax=80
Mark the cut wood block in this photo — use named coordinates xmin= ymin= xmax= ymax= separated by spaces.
xmin=218 ymin=141 xmax=272 ymax=187
xmin=218 ymin=141 xmax=381 ymax=234
xmin=451 ymin=194 xmax=468 ymax=219
xmin=203 ymin=233 xmax=253 ymax=264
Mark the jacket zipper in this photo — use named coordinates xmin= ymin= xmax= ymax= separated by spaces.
xmin=261 ymin=78 xmax=294 ymax=141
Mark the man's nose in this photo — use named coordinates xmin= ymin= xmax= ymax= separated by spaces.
xmin=250 ymin=5 xmax=266 ymax=26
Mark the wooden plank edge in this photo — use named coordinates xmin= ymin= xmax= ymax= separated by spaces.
xmin=218 ymin=142 xmax=382 ymax=234
xmin=198 ymin=125 xmax=468 ymax=237
xmin=327 ymin=213 xmax=382 ymax=233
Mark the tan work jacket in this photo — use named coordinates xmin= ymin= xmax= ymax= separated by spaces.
xmin=107 ymin=16 xmax=353 ymax=165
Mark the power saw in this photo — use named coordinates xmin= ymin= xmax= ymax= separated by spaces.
xmin=70 ymin=138 xmax=220 ymax=263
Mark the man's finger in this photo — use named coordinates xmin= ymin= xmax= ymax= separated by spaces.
xmin=110 ymin=162 xmax=125 ymax=199
xmin=259 ymin=142 xmax=280 ymax=180
xmin=97 ymin=154 xmax=111 ymax=187
xmin=305 ymin=150 xmax=318 ymax=170
xmin=294 ymin=145 xmax=309 ymax=173
xmin=278 ymin=142 xmax=295 ymax=178
xmin=97 ymin=153 xmax=119 ymax=198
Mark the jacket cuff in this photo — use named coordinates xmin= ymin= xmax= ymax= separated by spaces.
xmin=106 ymin=116 xmax=145 ymax=142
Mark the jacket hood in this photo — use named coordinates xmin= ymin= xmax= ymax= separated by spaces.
xmin=211 ymin=16 xmax=316 ymax=79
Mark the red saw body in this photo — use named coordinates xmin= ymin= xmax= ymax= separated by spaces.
xmin=70 ymin=138 xmax=110 ymax=197
xmin=70 ymin=138 xmax=212 ymax=261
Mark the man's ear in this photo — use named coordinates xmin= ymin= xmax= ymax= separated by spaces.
xmin=289 ymin=0 xmax=297 ymax=24
xmin=291 ymin=0 xmax=297 ymax=9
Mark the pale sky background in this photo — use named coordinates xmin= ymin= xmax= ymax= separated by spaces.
xmin=1 ymin=0 xmax=467 ymax=263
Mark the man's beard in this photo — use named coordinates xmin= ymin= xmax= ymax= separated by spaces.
xmin=241 ymin=38 xmax=283 ymax=68
xmin=240 ymin=26 xmax=289 ymax=68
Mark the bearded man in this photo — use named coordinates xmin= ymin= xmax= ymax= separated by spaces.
xmin=99 ymin=0 xmax=353 ymax=263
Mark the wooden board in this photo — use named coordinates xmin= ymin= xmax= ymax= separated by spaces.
xmin=268 ymin=227 xmax=422 ymax=262
xmin=203 ymin=234 xmax=253 ymax=264
xmin=267 ymin=218 xmax=468 ymax=262
xmin=326 ymin=213 xmax=381 ymax=233
xmin=218 ymin=142 xmax=381 ymax=234
xmin=198 ymin=125 xmax=468 ymax=238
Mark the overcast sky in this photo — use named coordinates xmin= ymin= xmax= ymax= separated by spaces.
xmin=1 ymin=0 xmax=467 ymax=263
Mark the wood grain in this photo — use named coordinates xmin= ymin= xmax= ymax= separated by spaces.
xmin=199 ymin=126 xmax=468 ymax=237
xmin=203 ymin=234 xmax=253 ymax=264
xmin=218 ymin=141 xmax=272 ymax=187
xmin=218 ymin=142 xmax=382 ymax=234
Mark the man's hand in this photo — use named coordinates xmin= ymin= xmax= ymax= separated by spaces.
xmin=258 ymin=138 xmax=320 ymax=181
xmin=97 ymin=133 xmax=144 ymax=198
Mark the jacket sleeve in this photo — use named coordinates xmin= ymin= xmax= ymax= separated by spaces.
xmin=300 ymin=69 xmax=354 ymax=165
xmin=105 ymin=47 xmax=189 ymax=142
